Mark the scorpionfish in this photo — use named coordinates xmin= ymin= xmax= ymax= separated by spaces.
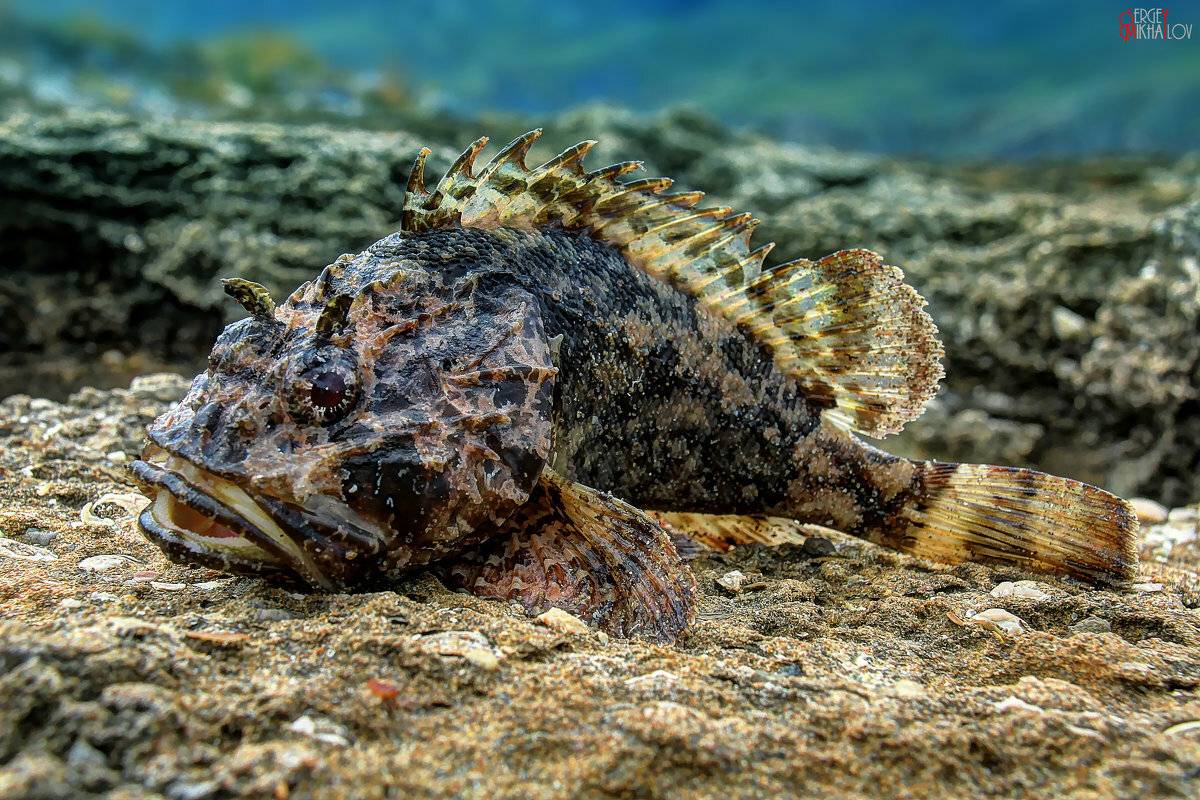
xmin=131 ymin=131 xmax=1139 ymax=641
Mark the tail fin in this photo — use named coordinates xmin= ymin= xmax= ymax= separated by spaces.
xmin=890 ymin=463 xmax=1139 ymax=585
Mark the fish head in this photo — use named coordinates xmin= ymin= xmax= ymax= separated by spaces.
xmin=131 ymin=262 xmax=556 ymax=589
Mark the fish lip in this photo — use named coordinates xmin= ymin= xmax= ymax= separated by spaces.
xmin=129 ymin=454 xmax=332 ymax=589
xmin=144 ymin=425 xmax=255 ymax=487
xmin=135 ymin=505 xmax=289 ymax=581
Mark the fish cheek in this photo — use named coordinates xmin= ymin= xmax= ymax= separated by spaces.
xmin=340 ymin=443 xmax=442 ymax=546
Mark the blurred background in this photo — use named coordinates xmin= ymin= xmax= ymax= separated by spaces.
xmin=2 ymin=0 xmax=1198 ymax=157
xmin=0 ymin=0 xmax=1197 ymax=505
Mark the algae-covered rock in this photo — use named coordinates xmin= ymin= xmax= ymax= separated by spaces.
xmin=0 ymin=381 xmax=1197 ymax=798
xmin=1 ymin=108 xmax=1197 ymax=504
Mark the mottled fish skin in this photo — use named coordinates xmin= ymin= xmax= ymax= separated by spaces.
xmin=350 ymin=227 xmax=919 ymax=535
xmin=133 ymin=241 xmax=557 ymax=585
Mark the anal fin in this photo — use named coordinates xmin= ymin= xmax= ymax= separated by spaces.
xmin=442 ymin=472 xmax=697 ymax=642
xmin=650 ymin=512 xmax=811 ymax=553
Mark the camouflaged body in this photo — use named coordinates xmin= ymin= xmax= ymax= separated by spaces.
xmin=132 ymin=131 xmax=1137 ymax=629
xmin=335 ymin=228 xmax=927 ymax=542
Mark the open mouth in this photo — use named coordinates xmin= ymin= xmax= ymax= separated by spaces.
xmin=131 ymin=447 xmax=332 ymax=589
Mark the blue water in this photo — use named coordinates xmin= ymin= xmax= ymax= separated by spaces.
xmin=5 ymin=0 xmax=1199 ymax=157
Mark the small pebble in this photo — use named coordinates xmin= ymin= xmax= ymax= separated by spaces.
xmin=1167 ymin=506 xmax=1198 ymax=524
xmin=716 ymin=570 xmax=746 ymax=593
xmin=78 ymin=554 xmax=138 ymax=573
xmin=0 ymin=537 xmax=57 ymax=562
xmin=1070 ymin=616 xmax=1112 ymax=634
xmin=802 ymin=536 xmax=836 ymax=557
xmin=22 ymin=527 xmax=57 ymax=546
xmin=288 ymin=715 xmax=350 ymax=747
xmin=1132 ymin=582 xmax=1163 ymax=593
xmin=889 ymin=679 xmax=925 ymax=699
xmin=993 ymin=696 xmax=1043 ymax=714
xmin=625 ymin=670 xmax=683 ymax=692
xmin=991 ymin=580 xmax=1050 ymax=601
xmin=194 ymin=579 xmax=236 ymax=591
xmin=66 ymin=739 xmax=107 ymax=769
xmin=417 ymin=631 xmax=502 ymax=672
xmin=1129 ymin=498 xmax=1169 ymax=524
xmin=167 ymin=780 xmax=219 ymax=800
xmin=185 ymin=630 xmax=250 ymax=646
xmin=536 ymin=607 xmax=590 ymax=635
xmin=256 ymin=607 xmax=297 ymax=622
xmin=969 ymin=608 xmax=1025 ymax=634
xmin=1050 ymin=306 xmax=1088 ymax=339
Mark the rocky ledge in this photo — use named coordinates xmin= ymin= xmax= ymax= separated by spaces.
xmin=0 ymin=378 xmax=1197 ymax=799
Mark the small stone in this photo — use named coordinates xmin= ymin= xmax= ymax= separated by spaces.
xmin=968 ymin=608 xmax=1025 ymax=634
xmin=255 ymin=607 xmax=297 ymax=622
xmin=716 ymin=570 xmax=746 ymax=593
xmin=1070 ymin=616 xmax=1112 ymax=634
xmin=22 ymin=527 xmax=58 ymax=546
xmin=185 ymin=630 xmax=250 ymax=646
xmin=1118 ymin=661 xmax=1156 ymax=680
xmin=536 ymin=607 xmax=590 ymax=635
xmin=66 ymin=739 xmax=107 ymax=769
xmin=461 ymin=648 xmax=501 ymax=672
xmin=1167 ymin=506 xmax=1198 ymax=524
xmin=150 ymin=581 xmax=188 ymax=591
xmin=0 ymin=537 xmax=57 ymax=562
xmin=130 ymin=373 xmax=190 ymax=402
xmin=59 ymin=598 xmax=85 ymax=610
xmin=802 ymin=536 xmax=836 ymax=556
xmin=78 ymin=554 xmax=138 ymax=573
xmin=416 ymin=631 xmax=503 ymax=672
xmin=889 ymin=679 xmax=925 ymax=699
xmin=1129 ymin=498 xmax=1169 ymax=524
xmin=991 ymin=580 xmax=1050 ymax=601
xmin=194 ymin=579 xmax=236 ymax=592
xmin=1051 ymin=306 xmax=1089 ymax=339
xmin=1132 ymin=582 xmax=1163 ymax=593
xmin=624 ymin=670 xmax=683 ymax=692
xmin=993 ymin=696 xmax=1044 ymax=714
xmin=167 ymin=780 xmax=220 ymax=800
xmin=288 ymin=715 xmax=350 ymax=747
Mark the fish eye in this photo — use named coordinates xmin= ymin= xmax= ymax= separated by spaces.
xmin=286 ymin=347 xmax=360 ymax=424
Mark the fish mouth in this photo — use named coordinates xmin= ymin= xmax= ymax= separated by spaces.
xmin=130 ymin=447 xmax=333 ymax=589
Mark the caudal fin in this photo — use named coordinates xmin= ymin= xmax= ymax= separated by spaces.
xmin=891 ymin=463 xmax=1139 ymax=585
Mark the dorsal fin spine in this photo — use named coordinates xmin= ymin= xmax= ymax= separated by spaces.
xmin=401 ymin=134 xmax=945 ymax=436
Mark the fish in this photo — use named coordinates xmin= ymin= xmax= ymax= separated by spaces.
xmin=130 ymin=130 xmax=1139 ymax=642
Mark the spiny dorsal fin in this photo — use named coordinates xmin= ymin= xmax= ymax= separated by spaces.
xmin=402 ymin=132 xmax=945 ymax=436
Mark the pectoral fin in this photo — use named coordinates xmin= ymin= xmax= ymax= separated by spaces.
xmin=442 ymin=472 xmax=696 ymax=642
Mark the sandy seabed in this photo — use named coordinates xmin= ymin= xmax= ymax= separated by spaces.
xmin=0 ymin=375 xmax=1198 ymax=799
